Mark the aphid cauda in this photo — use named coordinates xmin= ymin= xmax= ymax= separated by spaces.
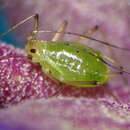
xmin=0 ymin=14 xmax=130 ymax=103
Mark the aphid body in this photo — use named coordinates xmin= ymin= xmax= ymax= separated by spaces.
xmin=1 ymin=14 xmax=129 ymax=103
xmin=26 ymin=39 xmax=109 ymax=87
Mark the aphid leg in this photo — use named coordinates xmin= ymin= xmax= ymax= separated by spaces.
xmin=108 ymin=72 xmax=123 ymax=78
xmin=77 ymin=25 xmax=98 ymax=42
xmin=28 ymin=14 xmax=39 ymax=41
xmin=52 ymin=20 xmax=68 ymax=42
xmin=33 ymin=14 xmax=39 ymax=31
xmin=101 ymin=86 xmax=121 ymax=104
xmin=103 ymin=55 xmax=120 ymax=67
xmin=67 ymin=81 xmax=98 ymax=86
xmin=0 ymin=14 xmax=39 ymax=38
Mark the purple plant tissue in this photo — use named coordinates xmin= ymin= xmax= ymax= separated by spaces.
xmin=0 ymin=0 xmax=130 ymax=130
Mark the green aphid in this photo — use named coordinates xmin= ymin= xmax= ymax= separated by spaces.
xmin=0 ymin=14 xmax=129 ymax=103
xmin=26 ymin=40 xmax=109 ymax=87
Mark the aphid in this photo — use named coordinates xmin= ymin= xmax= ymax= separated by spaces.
xmin=0 ymin=14 xmax=130 ymax=104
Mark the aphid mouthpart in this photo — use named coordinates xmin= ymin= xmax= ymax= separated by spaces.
xmin=27 ymin=55 xmax=32 ymax=60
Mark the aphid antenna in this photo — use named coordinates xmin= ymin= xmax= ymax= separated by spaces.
xmin=0 ymin=14 xmax=39 ymax=39
xmin=34 ymin=30 xmax=130 ymax=51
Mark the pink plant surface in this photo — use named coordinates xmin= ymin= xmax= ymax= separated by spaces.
xmin=0 ymin=0 xmax=130 ymax=130
xmin=0 ymin=98 xmax=130 ymax=130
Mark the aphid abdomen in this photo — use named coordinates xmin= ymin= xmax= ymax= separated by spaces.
xmin=43 ymin=41 xmax=110 ymax=87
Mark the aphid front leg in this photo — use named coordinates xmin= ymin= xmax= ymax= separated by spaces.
xmin=52 ymin=20 xmax=68 ymax=42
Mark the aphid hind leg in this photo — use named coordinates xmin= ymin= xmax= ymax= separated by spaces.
xmin=97 ymin=27 xmax=127 ymax=83
xmin=101 ymin=86 xmax=121 ymax=104
xmin=52 ymin=20 xmax=68 ymax=42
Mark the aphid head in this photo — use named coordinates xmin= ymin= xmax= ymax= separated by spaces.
xmin=25 ymin=40 xmax=38 ymax=59
xmin=25 ymin=31 xmax=40 ymax=58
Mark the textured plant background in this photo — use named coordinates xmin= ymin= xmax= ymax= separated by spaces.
xmin=0 ymin=0 xmax=130 ymax=130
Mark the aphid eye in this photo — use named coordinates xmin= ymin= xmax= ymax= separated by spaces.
xmin=30 ymin=49 xmax=36 ymax=53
